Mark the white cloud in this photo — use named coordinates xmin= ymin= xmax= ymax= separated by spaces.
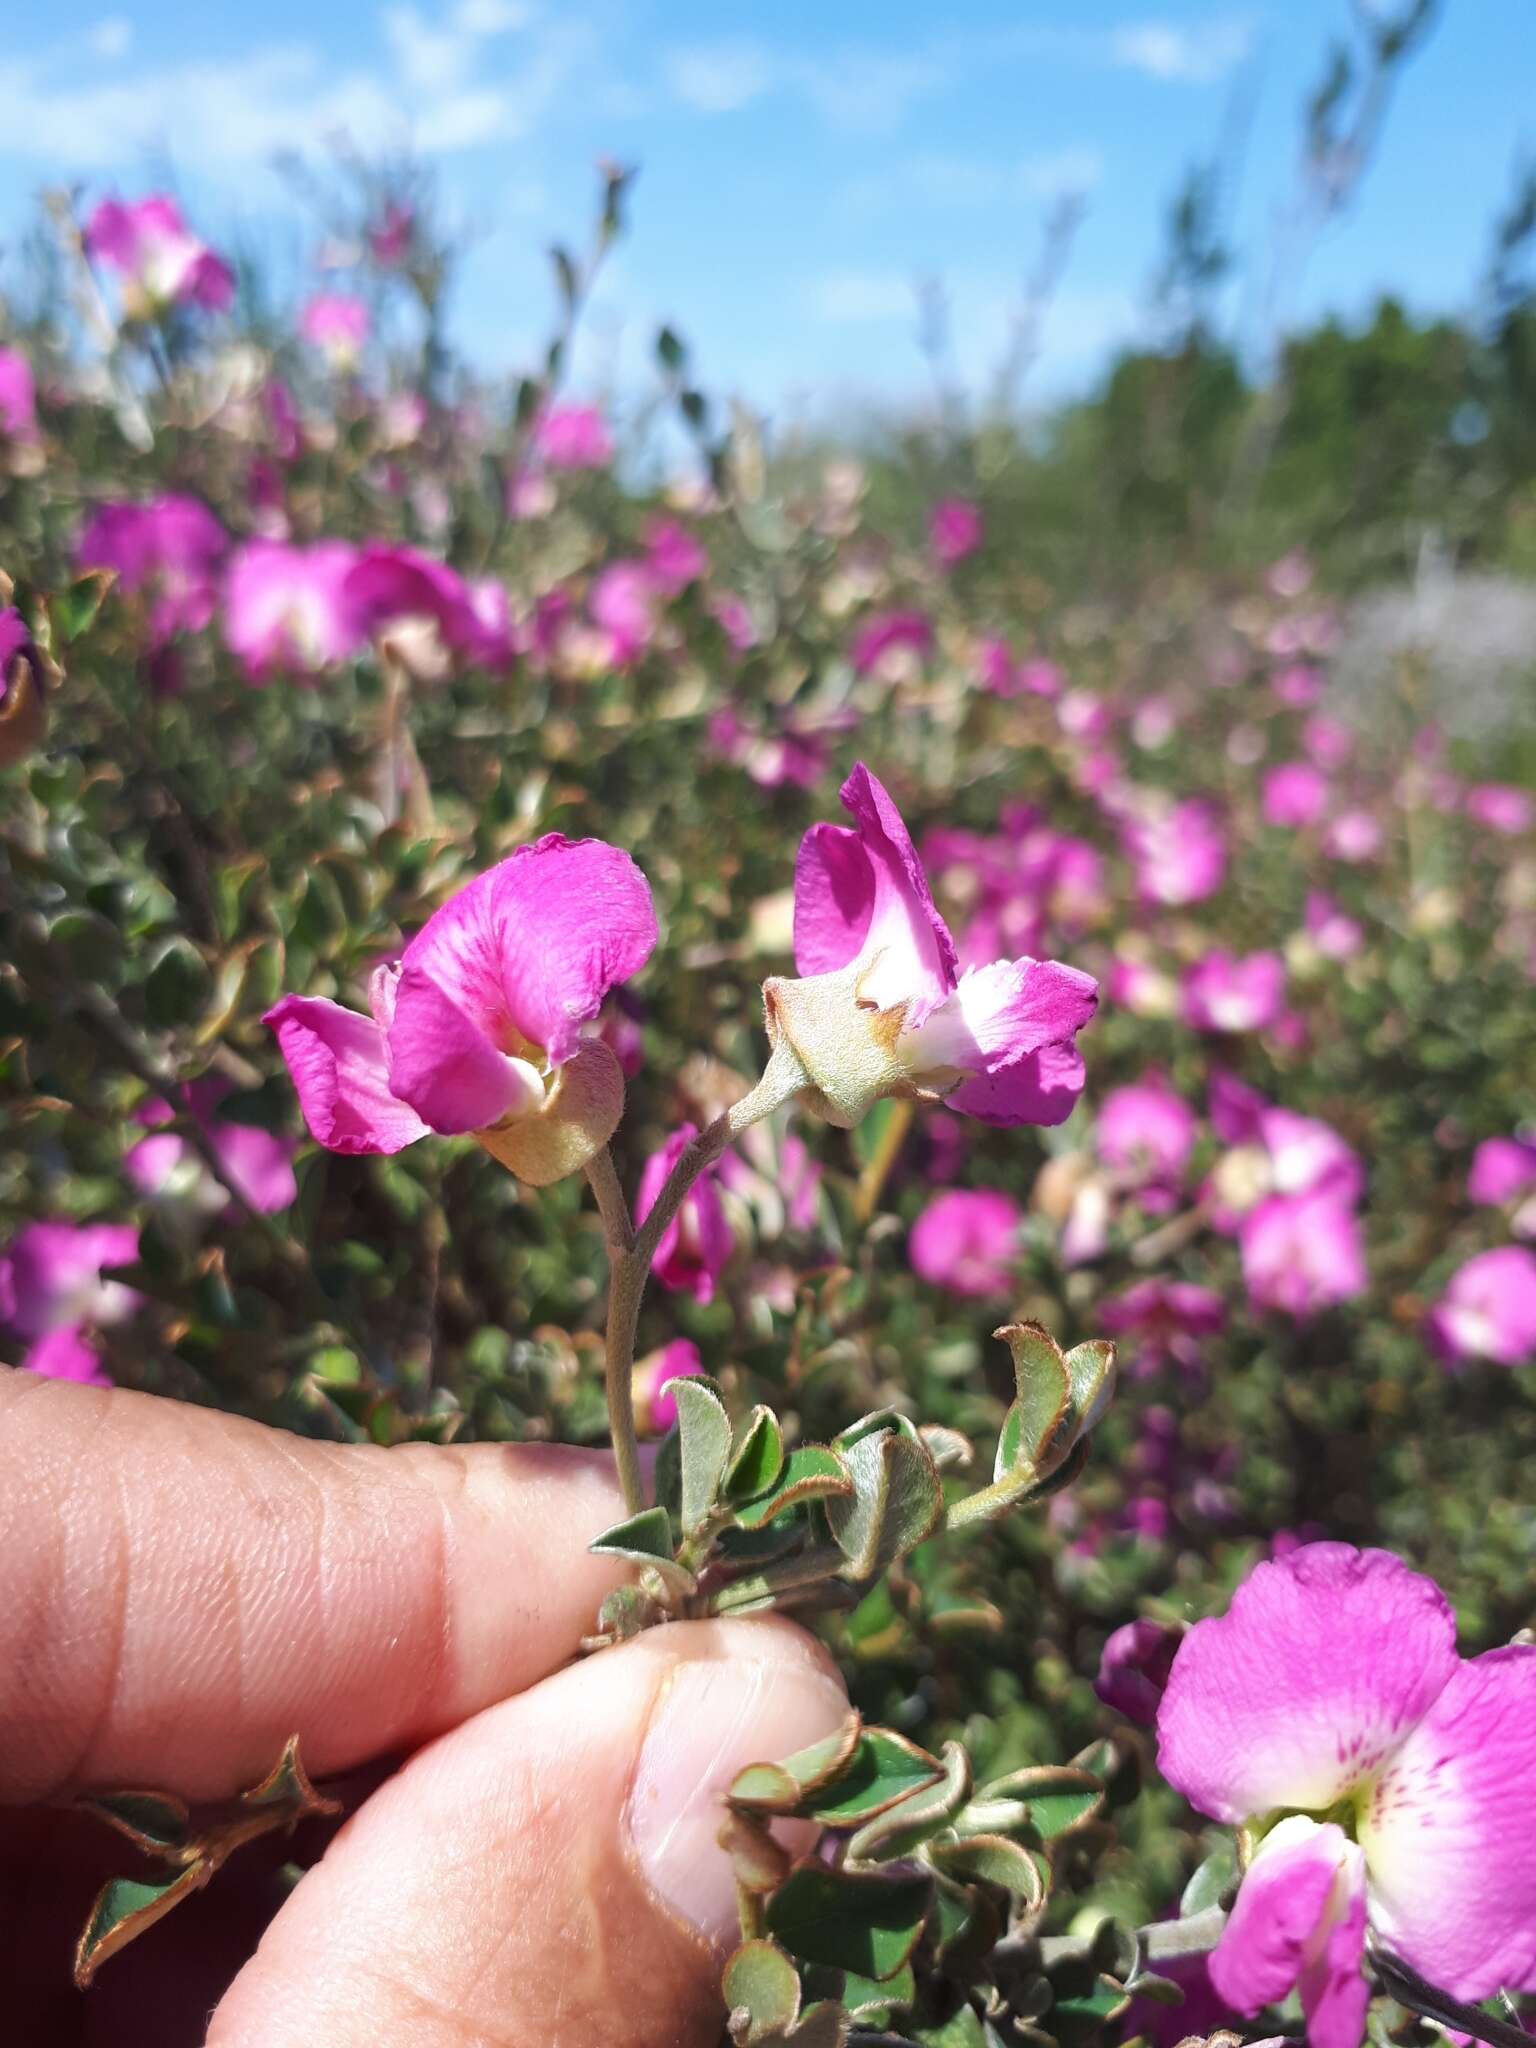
xmin=87 ymin=17 xmax=133 ymax=61
xmin=835 ymin=147 xmax=1104 ymax=221
xmin=1022 ymin=146 xmax=1105 ymax=197
xmin=1109 ymin=18 xmax=1256 ymax=84
xmin=809 ymin=270 xmax=916 ymax=324
xmin=3 ymin=11 xmax=585 ymax=171
xmin=662 ymin=41 xmax=775 ymax=115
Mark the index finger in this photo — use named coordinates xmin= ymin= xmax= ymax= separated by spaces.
xmin=0 ymin=1370 xmax=630 ymax=1803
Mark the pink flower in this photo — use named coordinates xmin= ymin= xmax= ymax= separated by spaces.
xmin=1262 ymin=761 xmax=1329 ymax=829
xmin=126 ymin=1082 xmax=298 ymax=1217
xmin=588 ymin=561 xmax=658 ymax=667
xmin=16 ymin=1322 xmax=113 ymax=1386
xmin=1324 ymin=810 xmax=1384 ymax=864
xmin=299 ymin=292 xmax=370 ymax=370
xmin=929 ymin=497 xmax=982 ymax=567
xmin=1305 ymin=890 xmax=1364 ymax=960
xmin=1468 ymin=1135 xmax=1536 ymax=1208
xmin=1239 ymin=1191 xmax=1366 ymax=1317
xmin=0 ymin=1221 xmax=141 ymax=1342
xmin=1157 ymin=1543 xmax=1536 ymax=2037
xmin=266 ymin=837 xmax=656 ymax=1185
xmin=636 ymin=1126 xmax=733 ymax=1303
xmin=533 ymin=403 xmax=612 ymax=470
xmin=1124 ymin=799 xmax=1226 ymax=907
xmin=1465 ymin=783 xmax=1534 ymax=836
xmin=765 ymin=764 xmax=1097 ymax=1130
xmin=77 ymin=495 xmax=227 ymax=647
xmin=343 ymin=543 xmax=512 ymax=675
xmin=632 ymin=1338 xmax=704 ymax=1435
xmin=1098 ymin=1279 xmax=1225 ymax=1376
xmin=1018 ymin=657 xmax=1064 ymax=700
xmin=1426 ymin=1247 xmax=1536 ymax=1368
xmin=85 ymin=194 xmax=234 ymax=314
xmin=367 ymin=202 xmax=414 ymax=268
xmin=0 ymin=347 xmax=39 ymax=444
xmin=850 ymin=610 xmax=932 ymax=680
xmin=1094 ymin=1618 xmax=1182 ymax=1727
xmin=642 ymin=517 xmax=708 ymax=595
xmin=223 ymin=541 xmax=363 ymax=682
xmin=1183 ymin=950 xmax=1286 ymax=1034
xmin=908 ymin=1188 xmax=1021 ymax=1298
xmin=1302 ymin=715 xmax=1353 ymax=769
xmin=1271 ymin=661 xmax=1324 ymax=707
xmin=1096 ymin=1073 xmax=1196 ymax=1187
xmin=707 ymin=707 xmax=834 ymax=791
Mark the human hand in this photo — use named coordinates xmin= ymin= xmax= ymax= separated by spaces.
xmin=0 ymin=1368 xmax=848 ymax=2046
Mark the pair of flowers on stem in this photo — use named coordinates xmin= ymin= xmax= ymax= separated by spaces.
xmin=266 ymin=763 xmax=1099 ymax=1510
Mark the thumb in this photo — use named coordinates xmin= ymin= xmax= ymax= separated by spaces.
xmin=207 ymin=1615 xmax=849 ymax=2048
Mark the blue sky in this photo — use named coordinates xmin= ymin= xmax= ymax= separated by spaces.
xmin=5 ymin=1 xmax=1531 ymax=422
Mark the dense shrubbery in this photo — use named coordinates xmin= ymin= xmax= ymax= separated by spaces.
xmin=2 ymin=158 xmax=1535 ymax=2046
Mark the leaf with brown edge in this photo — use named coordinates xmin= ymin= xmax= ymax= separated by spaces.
xmin=239 ymin=1734 xmax=341 ymax=1822
xmin=734 ymin=1445 xmax=853 ymax=1529
xmin=978 ymin=1764 xmax=1105 ymax=1842
xmin=845 ymin=1740 xmax=971 ymax=1862
xmin=765 ymin=1860 xmax=933 ymax=1981
xmin=993 ymin=1322 xmax=1075 ymax=1480
xmin=802 ymin=1729 xmax=946 ymax=1828
xmin=928 ymin=1833 xmax=1049 ymax=1908
xmin=825 ymin=1425 xmax=942 ymax=1581
xmin=74 ymin=1863 xmax=210 ymax=1988
xmin=718 ymin=1807 xmax=793 ymax=1895
xmin=674 ymin=1376 xmax=732 ymax=1536
xmin=730 ymin=1711 xmax=863 ymax=1812
xmin=723 ymin=1938 xmax=802 ymax=2040
xmin=726 ymin=1406 xmax=785 ymax=1503
xmin=76 ymin=1788 xmax=193 ymax=1857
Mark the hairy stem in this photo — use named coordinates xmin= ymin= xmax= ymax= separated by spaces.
xmin=590 ymin=1040 xmax=808 ymax=1518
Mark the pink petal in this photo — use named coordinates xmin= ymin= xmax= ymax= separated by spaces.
xmin=902 ymin=957 xmax=1099 ymax=1080
xmin=1156 ymin=1543 xmax=1460 ymax=1824
xmin=1363 ymin=1646 xmax=1536 ymax=1999
xmin=947 ymin=1039 xmax=1088 ymax=1127
xmin=838 ymin=765 xmax=958 ymax=1018
xmin=208 ymin=1120 xmax=299 ymax=1214
xmin=19 ymin=1322 xmax=113 ymax=1387
xmin=264 ymin=995 xmax=429 ymax=1155
xmin=1210 ymin=1818 xmax=1368 ymax=2048
xmin=396 ymin=836 xmax=657 ymax=1070
xmin=385 ymin=969 xmax=543 ymax=1136
xmin=794 ymin=821 xmax=877 ymax=976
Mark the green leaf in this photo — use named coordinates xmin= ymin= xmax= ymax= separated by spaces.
xmin=49 ymin=909 xmax=126 ymax=987
xmin=804 ymin=1960 xmax=915 ymax=2023
xmin=76 ymin=1788 xmax=191 ymax=1854
xmin=734 ymin=1445 xmax=852 ymax=1528
xmin=74 ymin=1863 xmax=208 ymax=1987
xmin=846 ymin=1741 xmax=971 ymax=1861
xmin=1046 ymin=1968 xmax=1133 ymax=2047
xmin=928 ymin=1834 xmax=1048 ymax=1908
xmin=730 ymin=1712 xmax=863 ymax=1811
xmin=994 ymin=1323 xmax=1073 ymax=1479
xmin=240 ymin=1735 xmax=340 ymax=1821
xmin=143 ymin=936 xmax=212 ymax=1029
xmin=655 ymin=325 xmax=688 ymax=374
xmin=1064 ymin=1338 xmax=1116 ymax=1435
xmin=803 ymin=1729 xmax=945 ymax=1827
xmin=550 ymin=244 xmax=579 ymax=308
xmin=913 ymin=2007 xmax=986 ymax=2048
xmin=722 ymin=1939 xmax=801 ymax=2038
xmin=825 ymin=1425 xmax=942 ymax=1580
xmin=589 ymin=1505 xmax=674 ymax=1562
xmin=726 ymin=1406 xmax=785 ymax=1503
xmin=766 ymin=1861 xmax=932 ymax=1981
xmin=980 ymin=1764 xmax=1104 ymax=1842
xmin=1180 ymin=1838 xmax=1238 ymax=1917
xmin=675 ymin=1377 xmax=732 ymax=1536
xmin=52 ymin=569 xmax=115 ymax=644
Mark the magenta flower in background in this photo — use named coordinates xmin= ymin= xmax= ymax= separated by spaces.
xmin=908 ymin=1187 xmax=1021 ymax=1298
xmin=1239 ymin=1190 xmax=1366 ymax=1318
xmin=767 ymin=764 xmax=1098 ymax=1130
xmin=636 ymin=1125 xmax=733 ymax=1304
xmin=1270 ymin=661 xmax=1324 ymax=707
xmin=1096 ymin=1073 xmax=1197 ymax=1188
xmin=0 ymin=347 xmax=39 ymax=443
xmin=367 ymin=201 xmax=414 ymax=267
xmin=850 ymin=609 xmax=933 ymax=680
xmin=631 ymin=1338 xmax=705 ymax=1435
xmin=299 ymin=292 xmax=370 ymax=370
xmin=84 ymin=194 xmax=234 ymax=314
xmin=77 ymin=495 xmax=227 ymax=647
xmin=1262 ymin=761 xmax=1330 ymax=829
xmin=125 ymin=1081 xmax=298 ymax=1217
xmin=533 ymin=402 xmax=613 ymax=470
xmin=1304 ymin=890 xmax=1364 ymax=961
xmin=15 ymin=1323 xmax=113 ymax=1386
xmin=1183 ymin=950 xmax=1286 ymax=1034
xmin=929 ymin=497 xmax=982 ymax=567
xmin=1099 ymin=1279 xmax=1226 ymax=1377
xmin=266 ymin=837 xmax=656 ymax=1184
xmin=1324 ymin=809 xmax=1384 ymax=863
xmin=642 ymin=516 xmax=708 ymax=595
xmin=588 ymin=561 xmax=658 ymax=668
xmin=0 ymin=1220 xmax=141 ymax=1344
xmin=343 ymin=542 xmax=511 ymax=674
xmin=1157 ymin=1543 xmax=1536 ymax=2042
xmin=223 ymin=540 xmax=363 ymax=682
xmin=1094 ymin=1617 xmax=1183 ymax=1727
xmin=1465 ymin=783 xmax=1534 ymax=836
xmin=1468 ymin=1134 xmax=1536 ymax=1208
xmin=1426 ymin=1246 xmax=1536 ymax=1369
xmin=1125 ymin=798 xmax=1226 ymax=907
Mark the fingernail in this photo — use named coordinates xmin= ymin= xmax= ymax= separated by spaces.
xmin=628 ymin=1652 xmax=849 ymax=1947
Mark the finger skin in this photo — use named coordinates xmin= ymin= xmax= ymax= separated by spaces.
xmin=0 ymin=1369 xmax=631 ymax=1802
xmin=208 ymin=1617 xmax=850 ymax=2048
